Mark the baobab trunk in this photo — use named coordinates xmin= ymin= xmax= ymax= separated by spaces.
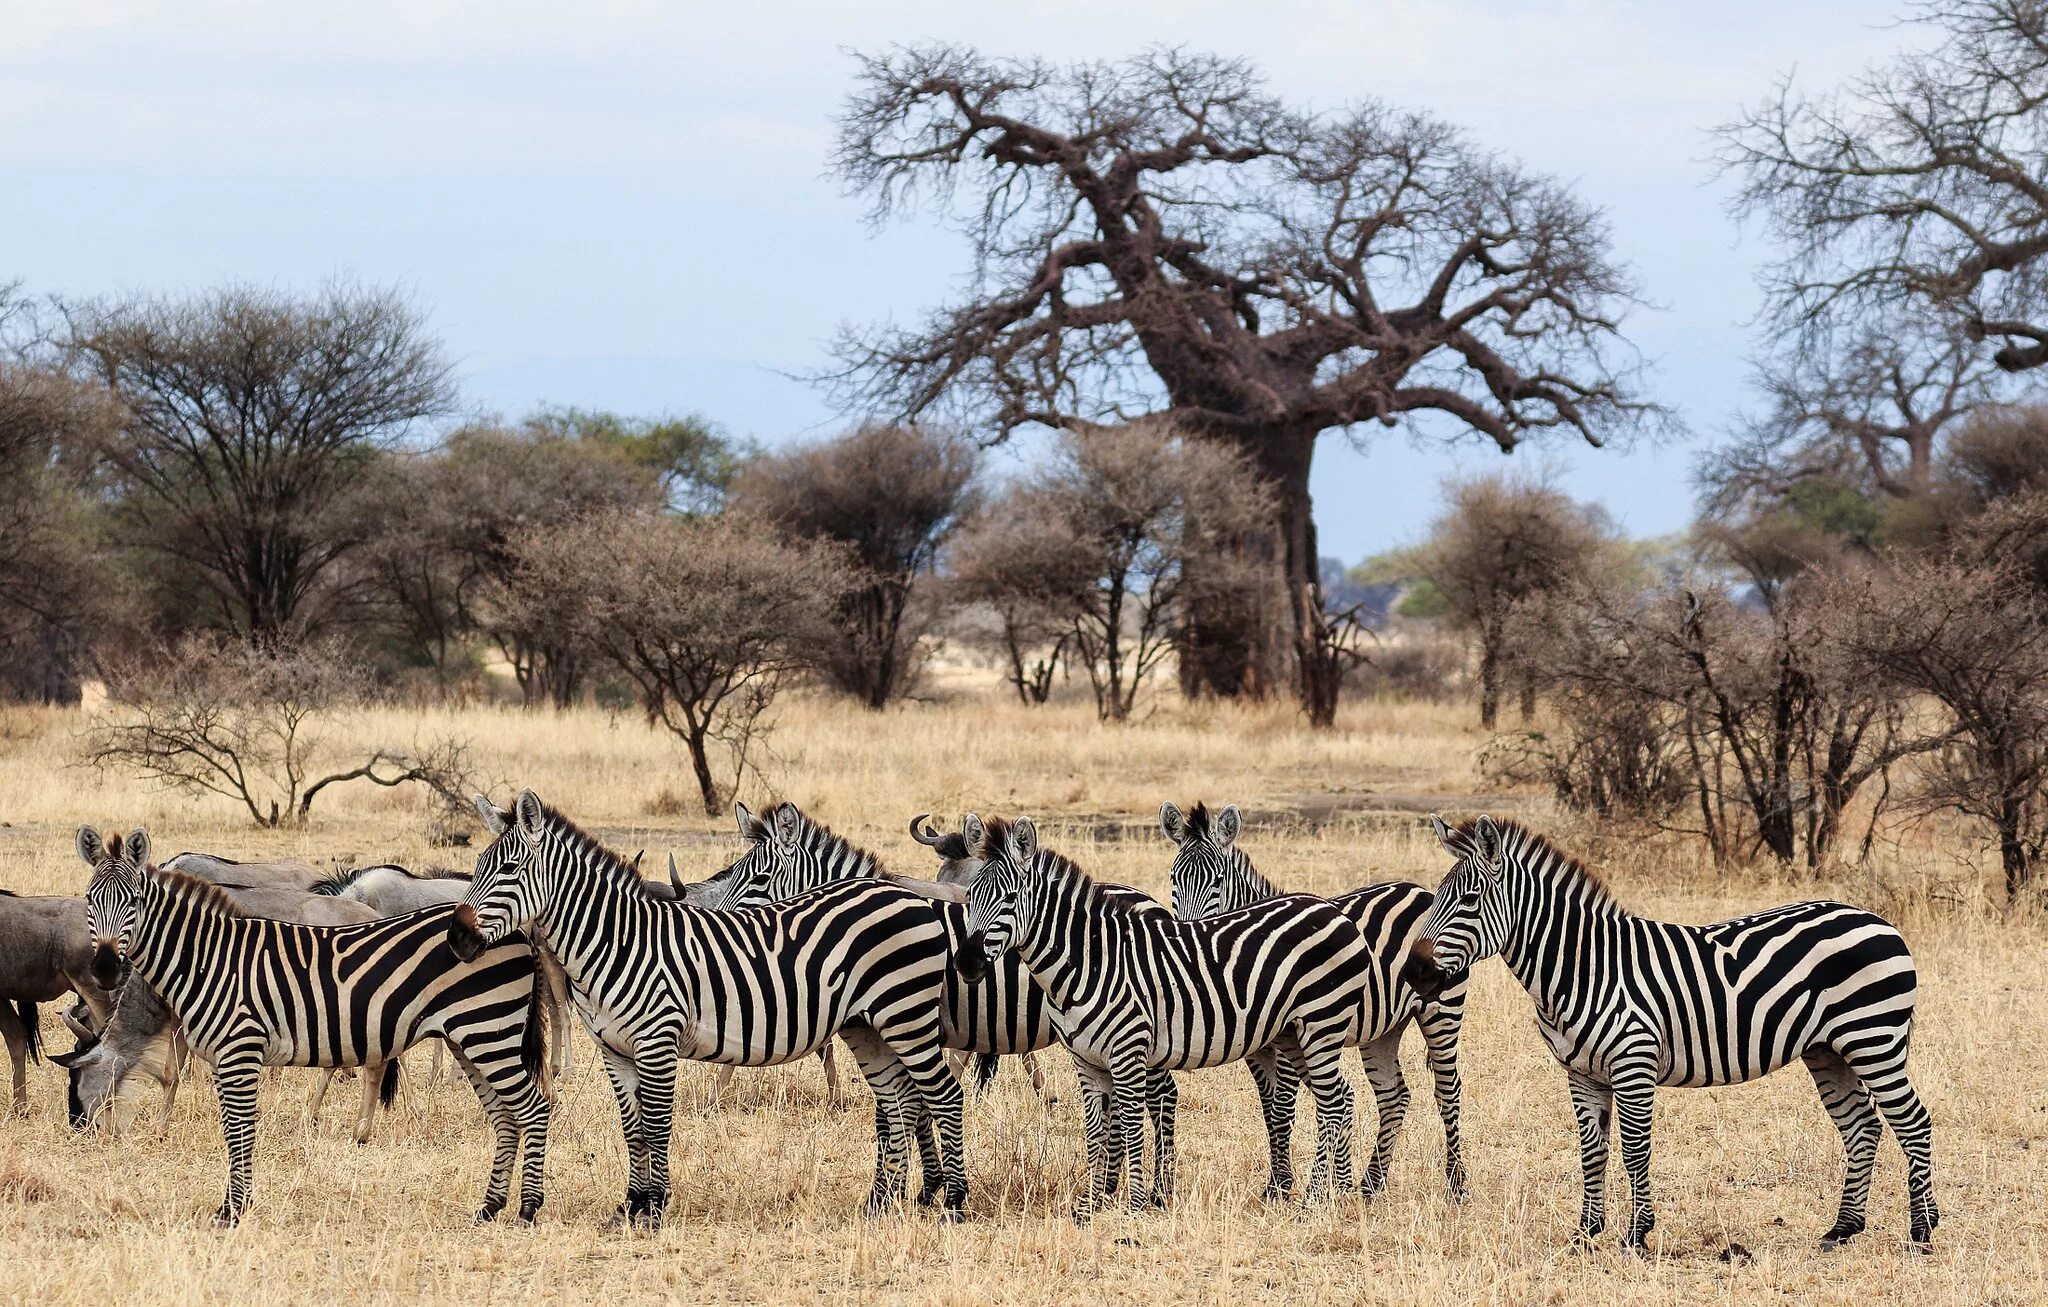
xmin=1177 ymin=427 xmax=1340 ymax=726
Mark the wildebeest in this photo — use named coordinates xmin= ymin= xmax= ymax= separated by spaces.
xmin=54 ymin=884 xmax=394 ymax=1140
xmin=0 ymin=889 xmax=118 ymax=1114
xmin=160 ymin=851 xmax=328 ymax=893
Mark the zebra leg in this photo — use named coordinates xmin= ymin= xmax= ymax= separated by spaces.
xmin=1611 ymin=1067 xmax=1657 ymax=1250
xmin=1357 ymin=1031 xmax=1410 ymax=1197
xmin=1565 ymin=1068 xmax=1613 ymax=1239
xmin=594 ymin=1043 xmax=652 ymax=1226
xmin=211 ymin=1052 xmax=263 ymax=1227
xmin=1420 ymin=988 xmax=1469 ymax=1201
xmin=1245 ymin=1046 xmax=1300 ymax=1199
xmin=630 ymin=1039 xmax=682 ymax=1228
xmin=1073 ymin=1061 xmax=1114 ymax=1224
xmin=1803 ymin=1048 xmax=1881 ymax=1247
xmin=447 ymin=1047 xmax=518 ymax=1222
xmin=1299 ymin=1040 xmax=1357 ymax=1202
xmin=1145 ymin=1070 xmax=1178 ymax=1208
xmin=1845 ymin=1046 xmax=1938 ymax=1248
xmin=889 ymin=1038 xmax=968 ymax=1218
xmin=1112 ymin=1060 xmax=1149 ymax=1216
xmin=838 ymin=1024 xmax=917 ymax=1217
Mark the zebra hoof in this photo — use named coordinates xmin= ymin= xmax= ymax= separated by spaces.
xmin=210 ymin=1205 xmax=242 ymax=1229
xmin=474 ymin=1206 xmax=501 ymax=1225
xmin=1069 ymin=1206 xmax=1094 ymax=1227
xmin=1819 ymin=1219 xmax=1864 ymax=1250
xmin=915 ymin=1183 xmax=942 ymax=1208
xmin=936 ymin=1207 xmax=967 ymax=1225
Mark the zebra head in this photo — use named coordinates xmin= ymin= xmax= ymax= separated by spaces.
xmin=1403 ymin=813 xmax=1508 ymax=999
xmin=1160 ymin=801 xmax=1244 ymax=920
xmin=702 ymin=801 xmax=808 ymax=909
xmin=958 ymin=814 xmax=1037 ymax=984
xmin=452 ymin=790 xmax=552 ymax=961
xmin=76 ymin=825 xmax=151 ymax=988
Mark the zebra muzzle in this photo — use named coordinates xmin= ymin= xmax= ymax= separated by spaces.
xmin=1401 ymin=939 xmax=1449 ymax=1000
xmin=447 ymin=904 xmax=485 ymax=962
xmin=956 ymin=932 xmax=991 ymax=984
xmin=90 ymin=941 xmax=123 ymax=988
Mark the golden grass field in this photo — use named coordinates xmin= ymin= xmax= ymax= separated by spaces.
xmin=0 ymin=685 xmax=2043 ymax=1305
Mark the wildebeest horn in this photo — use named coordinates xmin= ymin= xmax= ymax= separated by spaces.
xmin=910 ymin=814 xmax=944 ymax=848
xmin=668 ymin=852 xmax=684 ymax=893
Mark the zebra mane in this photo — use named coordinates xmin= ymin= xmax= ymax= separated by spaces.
xmin=1464 ymin=818 xmax=1622 ymax=908
xmin=146 ymin=868 xmax=246 ymax=916
xmin=774 ymin=805 xmax=883 ymax=876
xmin=991 ymin=828 xmax=1151 ymax=919
xmin=536 ymin=802 xmax=661 ymax=898
xmin=1183 ymin=802 xmax=1214 ymax=840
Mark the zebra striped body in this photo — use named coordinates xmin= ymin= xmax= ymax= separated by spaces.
xmin=453 ymin=790 xmax=968 ymax=1226
xmin=76 ymin=827 xmax=551 ymax=1227
xmin=960 ymin=815 xmax=1371 ymax=1217
xmin=1404 ymin=815 xmax=1937 ymax=1249
xmin=1162 ymin=801 xmax=1469 ymax=1199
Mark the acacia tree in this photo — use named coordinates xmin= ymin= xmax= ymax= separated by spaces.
xmin=499 ymin=511 xmax=852 ymax=814
xmin=948 ymin=497 xmax=1087 ymax=706
xmin=1721 ymin=0 xmax=2048 ymax=376
xmin=829 ymin=46 xmax=1655 ymax=726
xmin=732 ymin=423 xmax=979 ymax=707
xmin=1416 ymin=474 xmax=1610 ymax=729
xmin=65 ymin=282 xmax=454 ymax=644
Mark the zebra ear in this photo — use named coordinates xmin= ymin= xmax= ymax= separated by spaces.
xmin=514 ymin=789 xmax=546 ymax=838
xmin=1471 ymin=815 xmax=1503 ymax=874
xmin=734 ymin=802 xmax=768 ymax=842
xmin=128 ymin=829 xmax=153 ymax=868
xmin=962 ymin=813 xmax=987 ymax=859
xmin=1216 ymin=805 xmax=1242 ymax=846
xmin=76 ymin=826 xmax=107 ymax=868
xmin=771 ymin=804 xmax=801 ymax=850
xmin=1011 ymin=817 xmax=1039 ymax=865
xmin=1159 ymin=803 xmax=1187 ymax=845
xmin=1428 ymin=813 xmax=1459 ymax=854
xmin=472 ymin=794 xmax=509 ymax=835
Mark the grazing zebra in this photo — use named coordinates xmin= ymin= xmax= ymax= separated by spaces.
xmin=1161 ymin=801 xmax=1468 ymax=1199
xmin=1402 ymin=815 xmax=1938 ymax=1250
xmin=706 ymin=803 xmax=1065 ymax=1104
xmin=958 ymin=814 xmax=1373 ymax=1219
xmin=451 ymin=790 xmax=969 ymax=1226
xmin=77 ymin=827 xmax=553 ymax=1227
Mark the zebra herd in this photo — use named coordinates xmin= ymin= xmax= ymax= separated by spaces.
xmin=14 ymin=793 xmax=1938 ymax=1252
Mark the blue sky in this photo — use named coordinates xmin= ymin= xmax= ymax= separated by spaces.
xmin=2 ymin=1 xmax=1926 ymax=561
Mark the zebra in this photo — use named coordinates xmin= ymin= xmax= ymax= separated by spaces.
xmin=1161 ymin=800 xmax=1469 ymax=1199
xmin=958 ymin=814 xmax=1373 ymax=1219
xmin=1402 ymin=814 xmax=1938 ymax=1251
xmin=451 ymin=789 xmax=970 ymax=1226
xmin=77 ymin=826 xmax=553 ymax=1227
xmin=704 ymin=803 xmax=1065 ymax=1104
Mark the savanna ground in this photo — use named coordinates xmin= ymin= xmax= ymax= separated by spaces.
xmin=0 ymin=680 xmax=2042 ymax=1305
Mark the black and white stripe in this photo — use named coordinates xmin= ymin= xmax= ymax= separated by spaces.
xmin=452 ymin=790 xmax=968 ymax=1226
xmin=1403 ymin=814 xmax=1938 ymax=1249
xmin=959 ymin=815 xmax=1372 ymax=1218
xmin=76 ymin=826 xmax=551 ymax=1227
xmin=1161 ymin=800 xmax=1469 ymax=1199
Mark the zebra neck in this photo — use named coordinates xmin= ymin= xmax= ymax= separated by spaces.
xmin=1010 ymin=861 xmax=1110 ymax=1004
xmin=1229 ymin=854 xmax=1280 ymax=908
xmin=794 ymin=835 xmax=880 ymax=892
xmin=129 ymin=885 xmax=215 ymax=1005
xmin=529 ymin=849 xmax=656 ymax=988
xmin=1495 ymin=858 xmax=1631 ymax=1005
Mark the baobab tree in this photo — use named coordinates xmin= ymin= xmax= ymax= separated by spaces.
xmin=828 ymin=46 xmax=1656 ymax=724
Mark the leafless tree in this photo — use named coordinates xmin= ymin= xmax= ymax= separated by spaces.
xmin=829 ymin=46 xmax=1658 ymax=726
xmin=0 ymin=293 xmax=118 ymax=702
xmin=351 ymin=421 xmax=664 ymax=703
xmin=946 ymin=502 xmax=1081 ymax=706
xmin=63 ymin=282 xmax=454 ymax=645
xmin=1720 ymin=0 xmax=2048 ymax=375
xmin=498 ymin=510 xmax=853 ymax=814
xmin=732 ymin=423 xmax=980 ymax=707
xmin=85 ymin=637 xmax=475 ymax=828
xmin=1416 ymin=474 xmax=1612 ymax=730
xmin=1826 ymin=541 xmax=2048 ymax=901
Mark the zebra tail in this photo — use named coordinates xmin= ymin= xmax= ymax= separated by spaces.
xmin=973 ymin=1052 xmax=1000 ymax=1094
xmin=15 ymin=1000 xmax=40 ymax=1064
xmin=521 ymin=968 xmax=548 ymax=1088
xmin=378 ymin=1059 xmax=401 ymax=1109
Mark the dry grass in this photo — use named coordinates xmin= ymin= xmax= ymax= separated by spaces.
xmin=0 ymin=691 xmax=2042 ymax=1305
